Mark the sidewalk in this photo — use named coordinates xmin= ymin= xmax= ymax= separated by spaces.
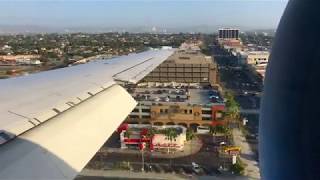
xmin=232 ymin=129 xmax=260 ymax=179
xmin=102 ymin=137 xmax=203 ymax=159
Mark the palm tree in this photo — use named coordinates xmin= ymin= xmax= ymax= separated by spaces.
xmin=186 ymin=128 xmax=195 ymax=141
xmin=146 ymin=127 xmax=157 ymax=139
xmin=186 ymin=128 xmax=196 ymax=158
xmin=164 ymin=128 xmax=178 ymax=154
xmin=224 ymin=92 xmax=240 ymax=126
xmin=164 ymin=128 xmax=178 ymax=167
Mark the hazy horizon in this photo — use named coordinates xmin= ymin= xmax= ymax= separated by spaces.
xmin=0 ymin=0 xmax=288 ymax=33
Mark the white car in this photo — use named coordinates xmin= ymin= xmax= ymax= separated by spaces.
xmin=192 ymin=162 xmax=201 ymax=173
xmin=196 ymin=126 xmax=210 ymax=134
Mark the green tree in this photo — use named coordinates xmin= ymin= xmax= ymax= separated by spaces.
xmin=146 ymin=128 xmax=157 ymax=139
xmin=230 ymin=161 xmax=245 ymax=175
xmin=186 ymin=128 xmax=195 ymax=141
xmin=225 ymin=92 xmax=240 ymax=122
xmin=164 ymin=128 xmax=178 ymax=154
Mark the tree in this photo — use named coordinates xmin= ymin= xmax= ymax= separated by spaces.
xmin=146 ymin=127 xmax=157 ymax=139
xmin=186 ymin=128 xmax=195 ymax=141
xmin=210 ymin=125 xmax=231 ymax=144
xmin=164 ymin=128 xmax=178 ymax=154
xmin=164 ymin=128 xmax=178 ymax=167
xmin=230 ymin=161 xmax=245 ymax=175
xmin=224 ymin=92 xmax=240 ymax=123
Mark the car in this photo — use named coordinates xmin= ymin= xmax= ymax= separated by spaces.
xmin=197 ymin=126 xmax=210 ymax=134
xmin=220 ymin=141 xmax=226 ymax=146
xmin=191 ymin=162 xmax=201 ymax=174
xmin=209 ymin=95 xmax=219 ymax=99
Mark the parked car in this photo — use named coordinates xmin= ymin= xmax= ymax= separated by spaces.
xmin=191 ymin=162 xmax=201 ymax=174
xmin=197 ymin=126 xmax=210 ymax=134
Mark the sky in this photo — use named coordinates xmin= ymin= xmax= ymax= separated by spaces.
xmin=0 ymin=0 xmax=288 ymax=32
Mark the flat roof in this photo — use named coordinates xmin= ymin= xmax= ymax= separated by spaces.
xmin=164 ymin=50 xmax=212 ymax=65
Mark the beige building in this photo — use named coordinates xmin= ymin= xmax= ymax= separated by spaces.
xmin=246 ymin=51 xmax=269 ymax=65
xmin=141 ymin=50 xmax=218 ymax=86
xmin=126 ymin=103 xmax=225 ymax=130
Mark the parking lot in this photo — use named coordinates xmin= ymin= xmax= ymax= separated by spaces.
xmin=85 ymin=133 xmax=232 ymax=178
xmin=128 ymin=86 xmax=223 ymax=105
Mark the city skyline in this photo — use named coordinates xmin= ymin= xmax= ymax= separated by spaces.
xmin=0 ymin=0 xmax=288 ymax=33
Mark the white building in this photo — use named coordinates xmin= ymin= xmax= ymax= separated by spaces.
xmin=118 ymin=124 xmax=187 ymax=151
xmin=246 ymin=51 xmax=269 ymax=65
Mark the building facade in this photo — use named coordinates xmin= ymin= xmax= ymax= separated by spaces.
xmin=118 ymin=124 xmax=187 ymax=151
xmin=126 ymin=103 xmax=225 ymax=130
xmin=141 ymin=50 xmax=218 ymax=86
xmin=246 ymin=51 xmax=269 ymax=65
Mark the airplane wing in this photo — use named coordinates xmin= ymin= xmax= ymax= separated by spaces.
xmin=0 ymin=48 xmax=174 ymax=180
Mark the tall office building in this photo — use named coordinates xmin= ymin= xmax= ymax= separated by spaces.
xmin=218 ymin=28 xmax=240 ymax=39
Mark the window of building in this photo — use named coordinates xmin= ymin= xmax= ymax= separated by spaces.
xmin=189 ymin=109 xmax=192 ymax=114
xmin=184 ymin=109 xmax=188 ymax=114
xmin=142 ymin=109 xmax=150 ymax=113
xmin=129 ymin=115 xmax=139 ymax=118
xmin=142 ymin=115 xmax=150 ymax=119
xmin=202 ymin=117 xmax=212 ymax=121
xmin=132 ymin=109 xmax=139 ymax=112
xmin=202 ymin=110 xmax=211 ymax=114
xmin=164 ymin=109 xmax=168 ymax=113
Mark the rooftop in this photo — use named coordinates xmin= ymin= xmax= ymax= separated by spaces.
xmin=128 ymin=83 xmax=224 ymax=106
xmin=164 ymin=50 xmax=213 ymax=65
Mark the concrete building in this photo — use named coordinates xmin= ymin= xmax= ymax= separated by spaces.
xmin=142 ymin=50 xmax=218 ymax=86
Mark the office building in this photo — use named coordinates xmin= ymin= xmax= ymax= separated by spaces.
xmin=218 ymin=28 xmax=240 ymax=39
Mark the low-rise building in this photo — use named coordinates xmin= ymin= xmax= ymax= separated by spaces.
xmin=246 ymin=51 xmax=270 ymax=79
xmin=126 ymin=102 xmax=225 ymax=131
xmin=0 ymin=55 xmax=41 ymax=65
xmin=117 ymin=124 xmax=187 ymax=152
xmin=246 ymin=51 xmax=269 ymax=65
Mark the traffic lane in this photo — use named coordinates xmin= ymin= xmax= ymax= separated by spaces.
xmin=235 ymin=95 xmax=260 ymax=109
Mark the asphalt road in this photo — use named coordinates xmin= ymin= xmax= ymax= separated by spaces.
xmin=212 ymin=43 xmax=263 ymax=112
